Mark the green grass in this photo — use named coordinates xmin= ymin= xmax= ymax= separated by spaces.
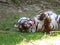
xmin=0 ymin=32 xmax=43 ymax=45
xmin=0 ymin=32 xmax=60 ymax=45
xmin=0 ymin=32 xmax=22 ymax=45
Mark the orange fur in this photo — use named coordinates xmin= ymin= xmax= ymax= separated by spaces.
xmin=43 ymin=18 xmax=54 ymax=33
xmin=40 ymin=10 xmax=54 ymax=33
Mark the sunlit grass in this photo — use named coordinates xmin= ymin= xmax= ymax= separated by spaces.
xmin=0 ymin=31 xmax=60 ymax=45
xmin=16 ymin=32 xmax=60 ymax=45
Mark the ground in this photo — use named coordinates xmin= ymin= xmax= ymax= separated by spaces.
xmin=0 ymin=31 xmax=60 ymax=45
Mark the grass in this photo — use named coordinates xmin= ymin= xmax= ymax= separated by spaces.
xmin=0 ymin=32 xmax=22 ymax=45
xmin=0 ymin=32 xmax=43 ymax=45
xmin=0 ymin=31 xmax=60 ymax=45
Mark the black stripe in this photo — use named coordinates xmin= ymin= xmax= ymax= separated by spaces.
xmin=55 ymin=15 xmax=58 ymax=20
xmin=59 ymin=18 xmax=60 ymax=23
xmin=52 ymin=25 xmax=54 ymax=29
xmin=36 ymin=22 xmax=39 ymax=31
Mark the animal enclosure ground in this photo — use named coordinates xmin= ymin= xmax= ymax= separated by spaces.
xmin=0 ymin=7 xmax=60 ymax=45
xmin=0 ymin=31 xmax=60 ymax=45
